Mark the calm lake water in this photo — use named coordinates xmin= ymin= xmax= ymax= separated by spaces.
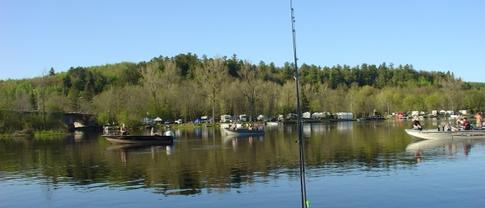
xmin=1 ymin=120 xmax=485 ymax=208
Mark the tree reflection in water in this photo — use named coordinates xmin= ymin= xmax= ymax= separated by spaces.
xmin=1 ymin=121 xmax=484 ymax=196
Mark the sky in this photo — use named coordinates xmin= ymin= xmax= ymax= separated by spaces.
xmin=1 ymin=0 xmax=484 ymax=82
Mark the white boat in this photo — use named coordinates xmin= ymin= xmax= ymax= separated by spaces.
xmin=220 ymin=123 xmax=242 ymax=129
xmin=405 ymin=129 xmax=485 ymax=140
xmin=74 ymin=121 xmax=85 ymax=128
xmin=222 ymin=127 xmax=264 ymax=136
xmin=265 ymin=121 xmax=279 ymax=126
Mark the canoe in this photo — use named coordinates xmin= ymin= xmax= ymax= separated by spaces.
xmin=405 ymin=129 xmax=485 ymax=140
xmin=103 ymin=135 xmax=174 ymax=145
xmin=222 ymin=128 xmax=264 ymax=136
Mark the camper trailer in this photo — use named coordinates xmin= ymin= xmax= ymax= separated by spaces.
xmin=239 ymin=114 xmax=248 ymax=122
xmin=220 ymin=114 xmax=232 ymax=123
xmin=336 ymin=112 xmax=353 ymax=120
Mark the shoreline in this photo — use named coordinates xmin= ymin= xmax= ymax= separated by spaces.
xmin=0 ymin=129 xmax=71 ymax=139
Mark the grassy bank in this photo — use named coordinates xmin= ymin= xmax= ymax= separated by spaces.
xmin=171 ymin=123 xmax=211 ymax=130
xmin=33 ymin=130 xmax=70 ymax=140
xmin=0 ymin=129 xmax=33 ymax=139
xmin=0 ymin=129 xmax=70 ymax=140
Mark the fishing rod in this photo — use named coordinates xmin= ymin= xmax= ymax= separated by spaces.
xmin=289 ymin=0 xmax=309 ymax=207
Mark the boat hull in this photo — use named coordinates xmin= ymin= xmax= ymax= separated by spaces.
xmin=405 ymin=129 xmax=485 ymax=140
xmin=222 ymin=128 xmax=264 ymax=136
xmin=265 ymin=121 xmax=279 ymax=126
xmin=103 ymin=135 xmax=174 ymax=145
xmin=220 ymin=123 xmax=242 ymax=129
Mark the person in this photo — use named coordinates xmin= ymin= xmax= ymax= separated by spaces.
xmin=150 ymin=127 xmax=159 ymax=136
xmin=475 ymin=112 xmax=483 ymax=129
xmin=462 ymin=118 xmax=471 ymax=130
xmin=104 ymin=126 xmax=109 ymax=135
xmin=456 ymin=117 xmax=464 ymax=126
xmin=412 ymin=120 xmax=422 ymax=130
xmin=444 ymin=122 xmax=452 ymax=131
xmin=482 ymin=112 xmax=485 ymax=129
xmin=120 ymin=123 xmax=129 ymax=135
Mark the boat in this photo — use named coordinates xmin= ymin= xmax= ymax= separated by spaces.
xmin=405 ymin=129 xmax=485 ymax=140
xmin=102 ymin=124 xmax=174 ymax=145
xmin=265 ymin=121 xmax=279 ymax=126
xmin=220 ymin=123 xmax=242 ymax=129
xmin=103 ymin=134 xmax=174 ymax=145
xmin=222 ymin=127 xmax=264 ymax=136
xmin=74 ymin=121 xmax=85 ymax=129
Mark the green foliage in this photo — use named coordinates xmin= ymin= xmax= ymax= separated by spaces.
xmin=49 ymin=67 xmax=55 ymax=76
xmin=0 ymin=111 xmax=66 ymax=133
xmin=0 ymin=53 xmax=484 ymax=131
xmin=33 ymin=129 xmax=68 ymax=140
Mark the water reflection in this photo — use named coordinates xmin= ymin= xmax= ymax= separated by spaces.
xmin=1 ymin=121 xmax=484 ymax=197
xmin=336 ymin=121 xmax=353 ymax=131
xmin=106 ymin=144 xmax=174 ymax=165
xmin=222 ymin=135 xmax=265 ymax=151
xmin=406 ymin=138 xmax=485 ymax=159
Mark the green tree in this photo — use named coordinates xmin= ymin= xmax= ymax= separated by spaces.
xmin=49 ymin=67 xmax=55 ymax=76
xmin=195 ymin=58 xmax=227 ymax=123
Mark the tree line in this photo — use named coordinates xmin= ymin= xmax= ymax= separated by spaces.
xmin=1 ymin=53 xmax=484 ymax=130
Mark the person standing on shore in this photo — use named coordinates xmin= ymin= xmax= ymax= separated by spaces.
xmin=475 ymin=112 xmax=483 ymax=128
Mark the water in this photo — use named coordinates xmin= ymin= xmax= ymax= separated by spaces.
xmin=1 ymin=120 xmax=485 ymax=208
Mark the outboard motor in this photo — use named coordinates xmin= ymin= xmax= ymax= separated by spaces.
xmin=164 ymin=130 xmax=174 ymax=137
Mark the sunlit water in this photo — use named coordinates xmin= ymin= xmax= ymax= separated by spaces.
xmin=1 ymin=120 xmax=485 ymax=208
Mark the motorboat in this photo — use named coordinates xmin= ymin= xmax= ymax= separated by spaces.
xmin=220 ymin=123 xmax=242 ymax=129
xmin=102 ymin=125 xmax=174 ymax=145
xmin=103 ymin=134 xmax=174 ymax=145
xmin=222 ymin=127 xmax=264 ymax=136
xmin=405 ymin=129 xmax=485 ymax=140
xmin=265 ymin=121 xmax=279 ymax=126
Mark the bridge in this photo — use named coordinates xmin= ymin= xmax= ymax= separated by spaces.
xmin=0 ymin=110 xmax=98 ymax=131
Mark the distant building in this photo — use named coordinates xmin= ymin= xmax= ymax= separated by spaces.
xmin=302 ymin=112 xmax=311 ymax=119
xmin=411 ymin=111 xmax=420 ymax=117
xmin=239 ymin=114 xmax=248 ymax=122
xmin=286 ymin=113 xmax=297 ymax=120
xmin=277 ymin=114 xmax=284 ymax=121
xmin=220 ymin=114 xmax=232 ymax=123
xmin=154 ymin=117 xmax=163 ymax=124
xmin=336 ymin=112 xmax=353 ymax=120
xmin=311 ymin=112 xmax=327 ymax=119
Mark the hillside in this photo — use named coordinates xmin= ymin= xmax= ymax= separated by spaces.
xmin=1 ymin=53 xmax=484 ymax=131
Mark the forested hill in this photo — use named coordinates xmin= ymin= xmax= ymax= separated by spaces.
xmin=1 ymin=53 xmax=484 ymax=128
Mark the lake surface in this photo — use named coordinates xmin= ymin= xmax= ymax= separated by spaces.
xmin=1 ymin=120 xmax=485 ymax=208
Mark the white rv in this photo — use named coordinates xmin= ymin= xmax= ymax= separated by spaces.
xmin=220 ymin=114 xmax=232 ymax=123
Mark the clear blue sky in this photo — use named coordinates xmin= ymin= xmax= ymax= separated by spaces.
xmin=1 ymin=0 xmax=484 ymax=81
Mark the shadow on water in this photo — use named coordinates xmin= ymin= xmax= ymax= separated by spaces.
xmin=1 ymin=120 xmax=484 ymax=196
